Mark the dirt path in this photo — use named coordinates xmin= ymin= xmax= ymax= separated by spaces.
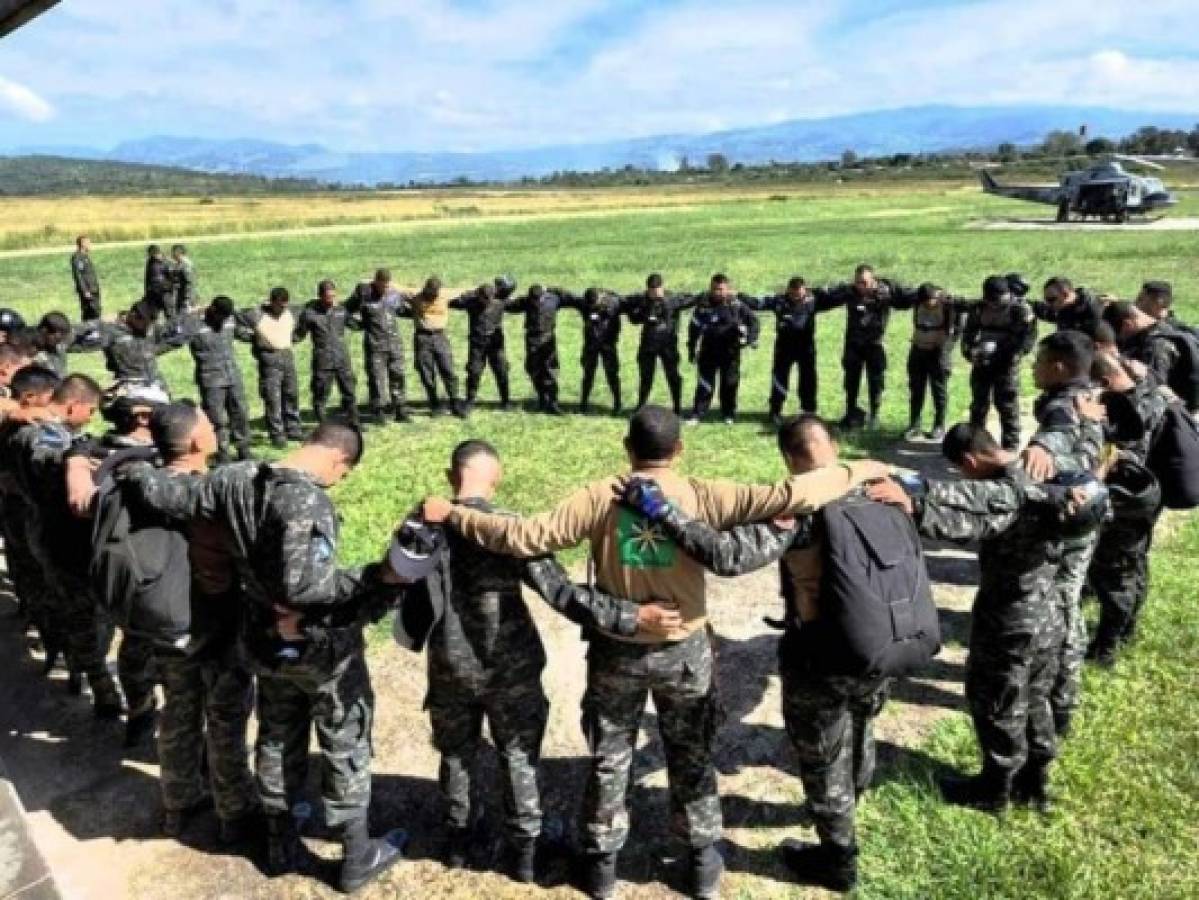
xmin=0 ymin=434 xmax=981 ymax=900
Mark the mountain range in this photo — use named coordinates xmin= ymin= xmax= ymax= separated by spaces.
xmin=12 ymin=104 xmax=1198 ymax=186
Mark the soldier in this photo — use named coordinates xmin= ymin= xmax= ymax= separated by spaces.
xmin=747 ymin=276 xmax=819 ymax=423
xmin=1134 ymin=278 xmax=1174 ymax=322
xmin=120 ymin=422 xmax=408 ymax=892
xmin=73 ymin=300 xmax=187 ymax=388
xmin=1021 ymin=331 xmax=1105 ymax=737
xmin=238 ymin=287 xmax=303 ymax=448
xmin=33 ymin=312 xmax=73 ymax=375
xmin=403 ymin=277 xmax=466 ymax=418
xmin=558 ymin=286 xmax=625 ymax=414
xmin=449 ymin=276 xmax=514 ymax=411
xmin=345 ymin=268 xmax=411 ymax=424
xmin=70 ymin=235 xmax=102 ymax=321
xmin=814 ymin=264 xmax=916 ymax=429
xmin=686 ymin=274 xmax=760 ymax=425
xmin=132 ymin=402 xmax=260 ymax=843
xmin=177 ymin=296 xmax=253 ymax=463
xmin=421 ymin=406 xmax=888 ymax=900
xmin=293 ymin=279 xmax=359 ymax=426
xmin=905 ymin=283 xmax=966 ymax=441
xmin=1032 ymin=276 xmax=1104 ymax=338
xmin=5 ymin=374 xmax=123 ymax=716
xmin=614 ymin=415 xmax=885 ymax=893
xmin=961 ymin=275 xmax=1037 ymax=450
xmin=624 ymin=273 xmax=697 ymax=415
xmin=1102 ymin=300 xmax=1179 ymax=386
xmin=144 ymin=244 xmax=175 ymax=321
xmin=868 ymin=418 xmax=1102 ymax=813
xmin=169 ymin=244 xmax=197 ymax=317
xmin=506 ymin=284 xmax=568 ymax=415
xmin=1085 ymin=352 xmax=1168 ymax=665
xmin=401 ymin=440 xmax=678 ymax=882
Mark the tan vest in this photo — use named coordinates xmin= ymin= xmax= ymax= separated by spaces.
xmin=412 ymin=294 xmax=450 ymax=331
xmin=255 ymin=309 xmax=294 ymax=351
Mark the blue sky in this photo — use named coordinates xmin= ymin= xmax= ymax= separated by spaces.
xmin=1 ymin=0 xmax=1196 ymax=152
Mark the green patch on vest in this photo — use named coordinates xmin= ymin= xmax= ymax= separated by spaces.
xmin=617 ymin=507 xmax=676 ymax=569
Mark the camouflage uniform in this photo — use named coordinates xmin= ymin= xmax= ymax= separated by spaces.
xmin=120 ymin=461 xmax=402 ymax=830
xmin=145 ymin=255 xmax=175 ymax=321
xmin=913 ymin=465 xmax=1065 ymax=783
xmin=178 ymin=313 xmax=251 ymax=460
xmin=961 ymin=297 xmax=1037 ymax=449
xmin=1028 ymin=378 xmax=1105 ymax=730
xmin=293 ymin=301 xmax=358 ymax=425
xmin=345 ymin=282 xmax=408 ymax=419
xmin=1030 ymin=289 xmax=1104 ymax=339
xmin=237 ymin=305 xmax=303 ymax=444
xmin=449 ymin=289 xmax=511 ymax=407
xmin=401 ymin=498 xmax=640 ymax=845
xmin=70 ymin=249 xmax=102 ymax=321
xmin=624 ymin=291 xmax=698 ymax=414
xmin=73 ymin=320 xmax=186 ymax=390
xmin=170 ymin=256 xmax=197 ymax=317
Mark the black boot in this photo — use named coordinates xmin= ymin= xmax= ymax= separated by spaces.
xmin=161 ymin=795 xmax=213 ymax=839
xmin=124 ymin=696 xmax=159 ymax=748
xmin=450 ymin=399 xmax=468 ymax=419
xmin=1087 ymin=606 xmax=1127 ymax=669
xmin=91 ymin=673 xmax=125 ymax=720
xmin=219 ymin=809 xmax=264 ymax=846
xmin=1010 ymin=758 xmax=1054 ymax=814
xmin=394 ymin=404 xmax=412 ymax=423
xmin=778 ymin=840 xmax=858 ymax=893
xmin=265 ymin=813 xmax=303 ymax=878
xmin=338 ymin=819 xmax=406 ymax=894
xmin=580 ymin=851 xmax=617 ymax=900
xmin=938 ymin=765 xmax=1011 ymax=813
xmin=689 ymin=844 xmax=724 ymax=899
xmin=506 ymin=838 xmax=537 ymax=884
xmin=443 ymin=826 xmax=471 ymax=869
xmin=1053 ymin=709 xmax=1073 ymax=739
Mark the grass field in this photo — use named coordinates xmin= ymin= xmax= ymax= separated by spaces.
xmin=1 ymin=179 xmax=1196 ymax=897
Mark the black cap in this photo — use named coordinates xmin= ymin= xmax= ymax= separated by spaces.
xmin=387 ymin=518 xmax=445 ymax=582
xmin=0 ymin=308 xmax=26 ymax=332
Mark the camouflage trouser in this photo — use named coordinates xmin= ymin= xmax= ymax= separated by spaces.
xmin=118 ymin=632 xmax=158 ymax=713
xmin=427 ymin=675 xmax=549 ymax=842
xmin=415 ymin=331 xmax=459 ymax=406
xmin=1088 ymin=513 xmax=1157 ymax=644
xmin=579 ymin=630 xmax=724 ymax=855
xmin=199 ymin=380 xmax=251 ymax=458
xmin=49 ymin=573 xmax=114 ymax=687
xmin=779 ymin=661 xmax=889 ymax=850
xmin=157 ymin=648 xmax=256 ymax=821
xmin=1 ymin=499 xmax=59 ymax=646
xmin=965 ymin=605 xmax=1060 ymax=778
xmin=969 ymin=364 xmax=1021 ymax=450
xmin=1050 ymin=531 xmax=1099 ymax=721
xmin=254 ymin=649 xmax=374 ymax=829
xmin=365 ymin=345 xmax=406 ymax=414
xmin=311 ymin=365 xmax=358 ymax=425
xmin=257 ymin=350 xmax=302 ymax=441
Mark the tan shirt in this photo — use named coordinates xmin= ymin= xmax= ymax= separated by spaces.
xmin=446 ymin=461 xmax=876 ymax=642
xmin=410 ymin=293 xmax=450 ymax=332
xmin=256 ymin=308 xmax=294 ymax=351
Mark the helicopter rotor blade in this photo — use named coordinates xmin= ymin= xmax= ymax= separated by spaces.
xmin=1111 ymin=153 xmax=1166 ymax=171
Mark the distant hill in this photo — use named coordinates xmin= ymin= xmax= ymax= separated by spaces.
xmin=16 ymin=104 xmax=1197 ymax=187
xmin=0 ymin=154 xmax=327 ymax=195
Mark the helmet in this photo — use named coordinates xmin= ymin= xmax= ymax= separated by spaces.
xmin=387 ymin=517 xmax=445 ymax=583
xmin=101 ymin=379 xmax=170 ymax=428
xmin=494 ymin=275 xmax=517 ymax=299
xmin=1105 ymin=460 xmax=1161 ymax=522
xmin=0 ymin=308 xmax=26 ymax=333
xmin=1005 ymin=272 xmax=1031 ymax=299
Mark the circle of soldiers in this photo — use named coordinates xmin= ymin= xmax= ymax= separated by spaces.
xmin=0 ymin=235 xmax=1192 ymax=897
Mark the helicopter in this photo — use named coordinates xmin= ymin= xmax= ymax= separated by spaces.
xmin=978 ymin=154 xmax=1190 ymax=223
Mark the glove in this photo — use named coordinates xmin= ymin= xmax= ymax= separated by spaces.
xmin=619 ymin=476 xmax=673 ymax=522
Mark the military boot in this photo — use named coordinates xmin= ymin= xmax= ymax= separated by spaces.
xmin=938 ymin=765 xmax=1011 ymax=813
xmin=161 ymin=795 xmax=213 ymax=838
xmin=91 ymin=672 xmax=125 ymax=720
xmin=505 ymin=837 xmax=537 ymax=884
xmin=1086 ymin=606 xmax=1126 ymax=669
xmin=778 ymin=840 xmax=858 ymax=893
xmin=1010 ymin=757 xmax=1055 ymax=814
xmin=265 ymin=813 xmax=303 ymax=878
xmin=443 ymin=826 xmax=471 ymax=869
xmin=450 ymin=399 xmax=468 ymax=419
xmin=338 ymin=819 xmax=406 ymax=894
xmin=218 ymin=809 xmax=264 ymax=846
xmin=580 ymin=851 xmax=617 ymax=900
xmin=689 ymin=844 xmax=724 ymax=899
xmin=1053 ymin=709 xmax=1073 ymax=739
xmin=124 ymin=695 xmax=159 ymax=748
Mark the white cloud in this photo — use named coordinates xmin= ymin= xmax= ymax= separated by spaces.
xmin=0 ymin=76 xmax=55 ymax=122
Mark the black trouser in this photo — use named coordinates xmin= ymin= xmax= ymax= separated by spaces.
xmin=77 ymin=291 xmax=102 ymax=322
xmin=581 ymin=343 xmax=621 ymax=410
xmin=415 ymin=330 xmax=459 ymax=408
xmin=692 ymin=348 xmax=741 ymax=419
xmin=149 ymin=289 xmax=175 ymax=322
xmin=465 ymin=334 xmax=509 ymax=404
xmin=842 ymin=341 xmax=886 ymax=417
xmin=312 ymin=365 xmax=358 ymax=424
xmin=258 ymin=350 xmax=302 ymax=441
xmin=365 ymin=345 xmax=407 ymax=415
xmin=525 ymin=337 xmax=559 ymax=405
xmin=969 ymin=363 xmax=1021 ymax=450
xmin=636 ymin=341 xmax=683 ymax=413
xmin=769 ymin=336 xmax=817 ymax=415
xmin=907 ymin=346 xmax=950 ymax=430
xmin=200 ymin=379 xmax=251 ymax=459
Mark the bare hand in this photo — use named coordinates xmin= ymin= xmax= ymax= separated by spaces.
xmin=636 ymin=601 xmax=682 ymax=638
xmin=1075 ymin=393 xmax=1105 ymax=423
xmin=66 ymin=456 xmax=100 ymax=518
xmin=5 ymin=406 xmax=48 ymax=425
xmin=1124 ymin=359 xmax=1148 ymax=380
xmin=1022 ymin=444 xmax=1056 ymax=482
xmin=421 ymin=496 xmax=454 ymax=524
xmin=865 ymin=478 xmax=913 ymax=515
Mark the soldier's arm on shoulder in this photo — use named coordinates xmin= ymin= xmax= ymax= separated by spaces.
xmin=1016 ymin=304 xmax=1038 ymax=354
xmin=694 ymin=462 xmax=863 ymax=529
xmin=445 ymin=485 xmax=599 ymax=557
xmin=812 ymin=285 xmax=848 ymax=312
xmin=521 ymin=556 xmax=639 ymax=637
xmin=663 ymin=513 xmax=795 ymax=576
xmin=117 ymin=462 xmax=202 ymax=522
xmin=914 ymin=478 xmax=1022 ymax=543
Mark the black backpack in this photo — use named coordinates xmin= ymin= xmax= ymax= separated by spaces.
xmin=1152 ymin=325 xmax=1199 ymax=413
xmin=810 ymin=496 xmax=941 ymax=678
xmin=90 ymin=476 xmax=193 ymax=652
xmin=1148 ymin=400 xmax=1199 ymax=510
